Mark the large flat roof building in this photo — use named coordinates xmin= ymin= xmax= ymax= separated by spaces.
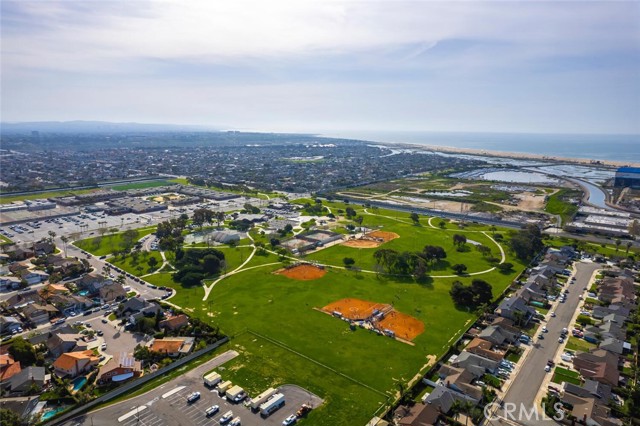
xmin=614 ymin=167 xmax=640 ymax=189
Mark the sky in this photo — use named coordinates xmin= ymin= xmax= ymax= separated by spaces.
xmin=1 ymin=0 xmax=639 ymax=135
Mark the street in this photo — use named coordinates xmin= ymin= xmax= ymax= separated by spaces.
xmin=491 ymin=261 xmax=601 ymax=426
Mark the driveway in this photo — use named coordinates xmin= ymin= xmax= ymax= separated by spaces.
xmin=85 ymin=316 xmax=148 ymax=361
xmin=491 ymin=261 xmax=601 ymax=425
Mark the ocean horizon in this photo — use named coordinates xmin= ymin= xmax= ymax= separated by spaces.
xmin=323 ymin=131 xmax=640 ymax=164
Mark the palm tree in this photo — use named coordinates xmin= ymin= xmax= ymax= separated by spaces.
xmin=449 ymin=399 xmax=463 ymax=422
xmin=48 ymin=230 xmax=56 ymax=242
xmin=626 ymin=241 xmax=633 ymax=254
xmin=615 ymin=239 xmax=621 ymax=252
xmin=462 ymin=400 xmax=475 ymax=426
xmin=60 ymin=235 xmax=69 ymax=257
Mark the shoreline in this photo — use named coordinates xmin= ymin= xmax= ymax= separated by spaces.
xmin=367 ymin=141 xmax=639 ymax=168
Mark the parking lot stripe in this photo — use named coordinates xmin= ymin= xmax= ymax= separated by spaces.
xmin=118 ymin=406 xmax=147 ymax=423
xmin=161 ymin=386 xmax=185 ymax=399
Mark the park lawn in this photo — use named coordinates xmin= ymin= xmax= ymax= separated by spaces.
xmin=108 ymin=180 xmax=173 ymax=191
xmin=305 ymin=211 xmax=502 ymax=275
xmin=74 ymin=228 xmax=156 ymax=256
xmin=0 ymin=233 xmax=13 ymax=244
xmin=214 ymin=332 xmax=387 ymax=426
xmin=565 ymin=336 xmax=597 ymax=353
xmin=197 ymin=245 xmax=254 ymax=272
xmin=143 ymin=272 xmax=176 ymax=288
xmin=109 ymin=252 xmax=164 ymax=276
xmin=544 ymin=189 xmax=580 ymax=224
xmin=545 ymin=236 xmax=639 ymax=258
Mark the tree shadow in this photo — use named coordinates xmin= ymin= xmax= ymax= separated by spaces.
xmin=416 ymin=275 xmax=434 ymax=289
xmin=429 ymin=260 xmax=451 ymax=271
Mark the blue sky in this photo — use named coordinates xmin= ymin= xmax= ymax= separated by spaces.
xmin=1 ymin=0 xmax=639 ymax=134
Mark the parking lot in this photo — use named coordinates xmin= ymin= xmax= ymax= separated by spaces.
xmin=1 ymin=195 xmax=265 ymax=246
xmin=64 ymin=350 xmax=323 ymax=426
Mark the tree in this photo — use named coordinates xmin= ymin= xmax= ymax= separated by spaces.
xmin=409 ymin=212 xmax=420 ymax=225
xmin=471 ymin=279 xmax=493 ymax=305
xmin=215 ymin=211 xmax=226 ymax=228
xmin=202 ymin=254 xmax=222 ymax=274
xmin=476 ymin=245 xmax=491 ymax=257
xmin=47 ymin=230 xmax=56 ymax=242
xmin=343 ymin=257 xmax=356 ymax=268
xmin=452 ymin=263 xmax=468 ymax=275
xmin=345 ymin=207 xmax=356 ymax=219
xmin=0 ymin=409 xmax=26 ymax=426
xmin=615 ymin=239 xmax=621 ymax=252
xmin=147 ymin=256 xmax=159 ymax=270
xmin=509 ymin=224 xmax=544 ymax=261
xmin=422 ymin=245 xmax=447 ymax=265
xmin=497 ymin=262 xmax=514 ymax=273
xmin=8 ymin=337 xmax=36 ymax=366
xmin=629 ymin=220 xmax=640 ymax=237
xmin=438 ymin=220 xmax=446 ymax=229
xmin=354 ymin=216 xmax=364 ymax=227
xmin=60 ymin=235 xmax=69 ymax=257
xmin=453 ymin=234 xmax=467 ymax=247
xmin=626 ymin=241 xmax=633 ymax=254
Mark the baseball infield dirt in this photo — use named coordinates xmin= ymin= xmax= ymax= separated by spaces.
xmin=276 ymin=264 xmax=326 ymax=280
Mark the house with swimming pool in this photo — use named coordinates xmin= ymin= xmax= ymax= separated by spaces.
xmin=52 ymin=350 xmax=100 ymax=378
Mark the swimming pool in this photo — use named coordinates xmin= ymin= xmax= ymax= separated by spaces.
xmin=78 ymin=290 xmax=89 ymax=296
xmin=72 ymin=376 xmax=87 ymax=391
xmin=41 ymin=407 xmax=67 ymax=421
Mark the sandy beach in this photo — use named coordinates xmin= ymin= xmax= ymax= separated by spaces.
xmin=381 ymin=142 xmax=640 ymax=169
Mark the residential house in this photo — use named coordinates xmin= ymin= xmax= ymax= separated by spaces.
xmin=0 ymin=353 xmax=22 ymax=387
xmin=149 ymin=337 xmax=194 ymax=357
xmin=562 ymin=379 xmax=612 ymax=405
xmin=99 ymin=283 xmax=127 ymax=303
xmin=48 ymin=293 xmax=92 ymax=313
xmin=47 ymin=332 xmax=88 ymax=358
xmin=0 ymin=276 xmax=22 ymax=291
xmin=592 ymin=304 xmax=631 ymax=320
xmin=561 ymin=393 xmax=622 ymax=426
xmin=17 ymin=270 xmax=49 ymax=286
xmin=517 ymin=281 xmax=547 ymax=303
xmin=22 ymin=303 xmax=59 ymax=326
xmin=436 ymin=364 xmax=483 ymax=401
xmin=118 ymin=297 xmax=148 ymax=316
xmin=77 ymin=273 xmax=113 ymax=295
xmin=0 ymin=396 xmax=40 ymax=422
xmin=98 ymin=353 xmax=142 ymax=385
xmin=451 ymin=351 xmax=499 ymax=374
xmin=423 ymin=385 xmax=479 ymax=416
xmin=393 ymin=403 xmax=440 ymax=426
xmin=573 ymin=349 xmax=620 ymax=387
xmin=478 ymin=324 xmax=519 ymax=347
xmin=32 ymin=241 xmax=55 ymax=257
xmin=159 ymin=314 xmax=189 ymax=331
xmin=52 ymin=350 xmax=100 ymax=378
xmin=465 ymin=337 xmax=504 ymax=362
xmin=8 ymin=366 xmax=47 ymax=394
xmin=598 ymin=338 xmax=627 ymax=355
xmin=495 ymin=295 xmax=536 ymax=324
xmin=0 ymin=316 xmax=23 ymax=334
xmin=7 ymin=248 xmax=34 ymax=261
xmin=3 ymin=290 xmax=45 ymax=310
xmin=598 ymin=276 xmax=636 ymax=304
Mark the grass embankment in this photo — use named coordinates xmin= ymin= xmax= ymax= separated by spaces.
xmin=545 ymin=189 xmax=580 ymax=224
xmin=74 ymin=228 xmax=156 ymax=257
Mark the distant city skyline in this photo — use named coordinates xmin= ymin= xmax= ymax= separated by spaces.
xmin=1 ymin=0 xmax=639 ymax=135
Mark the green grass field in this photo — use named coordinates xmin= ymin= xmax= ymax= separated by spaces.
xmin=86 ymin=200 xmax=525 ymax=425
xmin=74 ymin=228 xmax=156 ymax=256
xmin=0 ymin=188 xmax=99 ymax=204
xmin=544 ymin=189 xmax=580 ymax=224
xmin=108 ymin=180 xmax=174 ymax=191
xmin=146 ymin=202 xmax=525 ymax=425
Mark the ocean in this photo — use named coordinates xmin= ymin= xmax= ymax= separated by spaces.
xmin=323 ymin=131 xmax=640 ymax=164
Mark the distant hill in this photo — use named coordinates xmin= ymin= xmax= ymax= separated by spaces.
xmin=0 ymin=120 xmax=217 ymax=134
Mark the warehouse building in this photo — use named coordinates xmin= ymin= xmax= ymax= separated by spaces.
xmin=614 ymin=167 xmax=640 ymax=189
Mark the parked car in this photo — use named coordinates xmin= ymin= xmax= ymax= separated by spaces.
xmin=558 ymin=337 xmax=564 ymax=343
xmin=283 ymin=415 xmax=297 ymax=426
xmin=550 ymin=312 xmax=556 ymax=317
xmin=101 ymin=343 xmax=107 ymax=350
xmin=187 ymin=392 xmax=201 ymax=403
xmin=544 ymin=365 xmax=551 ymax=372
xmin=205 ymin=405 xmax=219 ymax=417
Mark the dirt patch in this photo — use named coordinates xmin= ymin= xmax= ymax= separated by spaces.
xmin=321 ymin=298 xmax=424 ymax=341
xmin=276 ymin=264 xmax=326 ymax=281
xmin=378 ymin=311 xmax=425 ymax=341
xmin=342 ymin=239 xmax=381 ymax=248
xmin=367 ymin=230 xmax=399 ymax=242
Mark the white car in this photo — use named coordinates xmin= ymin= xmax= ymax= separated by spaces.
xmin=542 ymin=326 xmax=548 ymax=333
xmin=283 ymin=415 xmax=297 ymax=426
xmin=550 ymin=312 xmax=556 ymax=317
xmin=544 ymin=365 xmax=551 ymax=372
xmin=558 ymin=337 xmax=564 ymax=343
xmin=101 ymin=343 xmax=107 ymax=350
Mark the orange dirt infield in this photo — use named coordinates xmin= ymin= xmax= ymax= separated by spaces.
xmin=321 ymin=298 xmax=424 ymax=341
xmin=276 ymin=264 xmax=326 ymax=281
xmin=367 ymin=230 xmax=399 ymax=242
xmin=341 ymin=230 xmax=400 ymax=248
xmin=378 ymin=311 xmax=425 ymax=341
xmin=342 ymin=239 xmax=380 ymax=248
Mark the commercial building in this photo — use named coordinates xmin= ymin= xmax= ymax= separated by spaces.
xmin=614 ymin=167 xmax=640 ymax=189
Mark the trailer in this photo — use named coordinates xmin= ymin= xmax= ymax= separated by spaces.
xmin=250 ymin=388 xmax=277 ymax=410
xmin=217 ymin=380 xmax=233 ymax=394
xmin=259 ymin=393 xmax=285 ymax=417
xmin=226 ymin=385 xmax=246 ymax=403
xmin=204 ymin=371 xmax=222 ymax=387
